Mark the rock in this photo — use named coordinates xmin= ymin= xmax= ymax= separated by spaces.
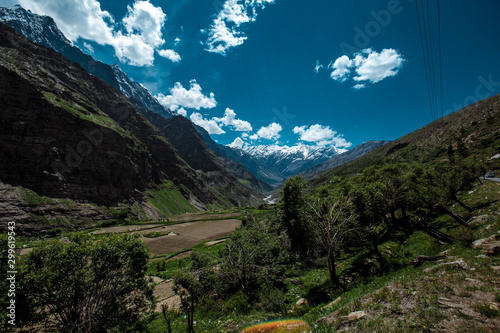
xmin=296 ymin=298 xmax=309 ymax=307
xmin=490 ymin=266 xmax=500 ymax=272
xmin=473 ymin=238 xmax=488 ymax=248
xmin=324 ymin=296 xmax=342 ymax=309
xmin=438 ymin=297 xmax=464 ymax=309
xmin=489 ymin=303 xmax=500 ymax=311
xmin=423 ymin=259 xmax=470 ymax=273
xmin=483 ymin=242 xmax=500 ymax=255
xmin=348 ymin=311 xmax=366 ymax=321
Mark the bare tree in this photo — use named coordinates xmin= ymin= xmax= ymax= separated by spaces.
xmin=306 ymin=197 xmax=357 ymax=289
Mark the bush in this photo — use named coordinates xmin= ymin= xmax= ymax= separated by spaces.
xmin=225 ymin=291 xmax=250 ymax=314
xmin=18 ymin=234 xmax=153 ymax=332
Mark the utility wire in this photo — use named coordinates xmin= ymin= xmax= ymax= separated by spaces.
xmin=415 ymin=0 xmax=436 ymax=123
xmin=425 ymin=0 xmax=438 ymax=120
xmin=437 ymin=0 xmax=444 ymax=119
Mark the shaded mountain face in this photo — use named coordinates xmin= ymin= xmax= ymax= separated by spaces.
xmin=0 ymin=4 xmax=174 ymax=119
xmin=0 ymin=22 xmax=218 ymax=206
xmin=299 ymin=140 xmax=389 ymax=178
xmin=0 ymin=4 xmax=267 ymax=196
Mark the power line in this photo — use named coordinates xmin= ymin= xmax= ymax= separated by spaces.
xmin=414 ymin=0 xmax=444 ymax=123
xmin=437 ymin=0 xmax=444 ymax=119
xmin=415 ymin=0 xmax=436 ymax=123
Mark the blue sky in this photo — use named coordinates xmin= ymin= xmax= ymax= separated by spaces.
xmin=3 ymin=0 xmax=500 ymax=150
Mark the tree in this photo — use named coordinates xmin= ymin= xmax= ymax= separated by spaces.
xmin=277 ymin=176 xmax=312 ymax=258
xmin=18 ymin=233 xmax=153 ymax=332
xmin=306 ymin=196 xmax=357 ymax=288
xmin=161 ymin=304 xmax=175 ymax=333
xmin=219 ymin=222 xmax=289 ymax=293
xmin=173 ymin=252 xmax=217 ymax=333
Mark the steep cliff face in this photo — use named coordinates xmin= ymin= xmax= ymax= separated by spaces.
xmin=0 ymin=23 xmax=215 ymax=208
xmin=0 ymin=5 xmax=174 ymax=119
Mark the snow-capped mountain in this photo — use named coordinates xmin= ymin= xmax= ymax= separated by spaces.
xmin=0 ymin=4 xmax=174 ymax=119
xmin=242 ymin=144 xmax=342 ymax=183
xmin=298 ymin=140 xmax=389 ymax=177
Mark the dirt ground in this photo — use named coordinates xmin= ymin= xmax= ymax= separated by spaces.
xmin=168 ymin=212 xmax=241 ymax=223
xmin=152 ymin=279 xmax=181 ymax=313
xmin=141 ymin=219 xmax=240 ymax=256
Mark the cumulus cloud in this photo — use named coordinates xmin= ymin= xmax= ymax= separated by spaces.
xmin=329 ymin=55 xmax=352 ymax=82
xmin=213 ymin=108 xmax=252 ymax=132
xmin=352 ymin=48 xmax=404 ymax=83
xmin=328 ymin=48 xmax=404 ymax=88
xmin=177 ymin=107 xmax=187 ymax=116
xmin=293 ymin=124 xmax=351 ymax=148
xmin=204 ymin=0 xmax=275 ymax=55
xmin=228 ymin=137 xmax=246 ymax=149
xmin=190 ymin=112 xmax=225 ymax=135
xmin=158 ymin=49 xmax=181 ymax=62
xmin=18 ymin=0 xmax=168 ymax=66
xmin=155 ymin=80 xmax=217 ymax=111
xmin=250 ymin=122 xmax=282 ymax=140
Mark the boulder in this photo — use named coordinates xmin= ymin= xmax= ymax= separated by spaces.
xmin=348 ymin=311 xmax=366 ymax=321
xmin=296 ymin=298 xmax=309 ymax=307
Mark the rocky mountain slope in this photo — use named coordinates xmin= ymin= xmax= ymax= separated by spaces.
xmin=0 ymin=4 xmax=174 ymax=119
xmin=0 ymin=23 xmax=255 ymax=232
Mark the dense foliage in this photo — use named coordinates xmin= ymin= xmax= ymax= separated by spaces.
xmin=17 ymin=234 xmax=153 ymax=332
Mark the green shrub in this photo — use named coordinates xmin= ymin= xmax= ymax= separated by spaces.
xmin=225 ymin=291 xmax=250 ymax=314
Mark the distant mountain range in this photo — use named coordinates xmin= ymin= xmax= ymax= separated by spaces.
xmin=299 ymin=140 xmax=389 ymax=178
xmin=241 ymin=144 xmax=341 ymax=185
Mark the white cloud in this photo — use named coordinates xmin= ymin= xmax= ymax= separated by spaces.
xmin=213 ymin=108 xmax=252 ymax=132
xmin=314 ymin=60 xmax=324 ymax=73
xmin=190 ymin=112 xmax=225 ymax=135
xmin=352 ymin=84 xmax=366 ymax=90
xmin=293 ymin=124 xmax=351 ymax=148
xmin=241 ymin=132 xmax=249 ymax=138
xmin=352 ymin=48 xmax=404 ymax=83
xmin=329 ymin=55 xmax=352 ymax=82
xmin=18 ymin=0 xmax=168 ymax=66
xmin=155 ymin=80 xmax=217 ymax=111
xmin=177 ymin=107 xmax=187 ymax=116
xmin=228 ymin=137 xmax=246 ymax=149
xmin=174 ymin=37 xmax=181 ymax=45
xmin=328 ymin=48 xmax=404 ymax=88
xmin=158 ymin=49 xmax=181 ymax=62
xmin=204 ymin=0 xmax=275 ymax=55
xmin=252 ymin=122 xmax=282 ymax=140
xmin=82 ymin=41 xmax=94 ymax=53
